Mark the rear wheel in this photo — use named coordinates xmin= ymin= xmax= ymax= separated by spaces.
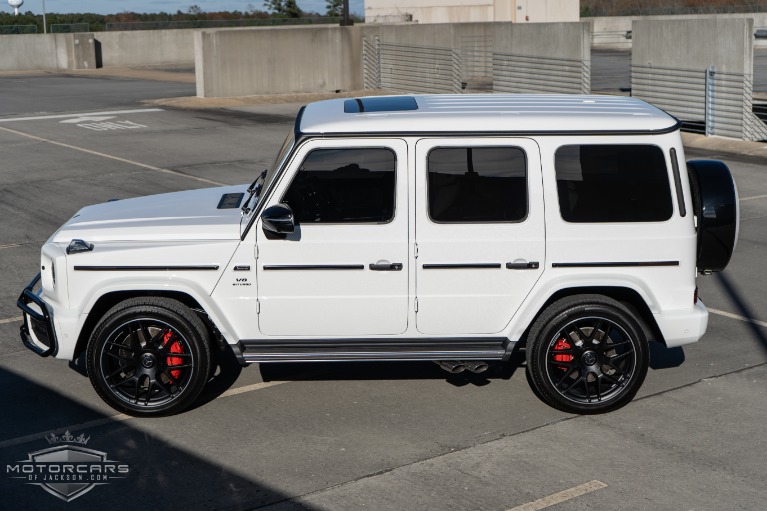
xmin=86 ymin=297 xmax=210 ymax=416
xmin=526 ymin=295 xmax=649 ymax=414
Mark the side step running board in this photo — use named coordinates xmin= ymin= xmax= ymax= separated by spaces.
xmin=233 ymin=338 xmax=513 ymax=365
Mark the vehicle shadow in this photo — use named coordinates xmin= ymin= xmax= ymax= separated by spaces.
xmin=716 ymin=271 xmax=767 ymax=356
xmin=259 ymin=349 xmax=526 ymax=388
xmin=0 ymin=367 xmax=317 ymax=511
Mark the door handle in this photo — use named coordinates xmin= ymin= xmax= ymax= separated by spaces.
xmin=506 ymin=261 xmax=540 ymax=270
xmin=369 ymin=261 xmax=403 ymax=271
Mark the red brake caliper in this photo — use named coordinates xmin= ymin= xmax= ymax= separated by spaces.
xmin=553 ymin=338 xmax=573 ymax=371
xmin=163 ymin=330 xmax=185 ymax=379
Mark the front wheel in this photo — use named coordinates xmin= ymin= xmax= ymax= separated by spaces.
xmin=526 ymin=295 xmax=649 ymax=414
xmin=86 ymin=297 xmax=210 ymax=416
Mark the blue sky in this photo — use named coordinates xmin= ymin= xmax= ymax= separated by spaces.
xmin=5 ymin=1 xmax=364 ymax=17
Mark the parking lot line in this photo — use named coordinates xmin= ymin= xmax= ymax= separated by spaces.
xmin=0 ymin=109 xmax=164 ymax=123
xmin=708 ymin=308 xmax=767 ymax=328
xmin=0 ymin=126 xmax=225 ymax=187
xmin=740 ymin=193 xmax=767 ymax=202
xmin=505 ymin=480 xmax=608 ymax=511
xmin=0 ymin=316 xmax=22 ymax=325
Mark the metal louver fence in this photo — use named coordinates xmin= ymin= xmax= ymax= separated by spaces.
xmin=631 ymin=64 xmax=767 ymax=141
xmin=493 ymin=53 xmax=590 ymax=95
xmin=378 ymin=43 xmax=462 ymax=94
xmin=362 ymin=36 xmax=381 ymax=90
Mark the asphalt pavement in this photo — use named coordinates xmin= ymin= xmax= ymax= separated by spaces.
xmin=0 ymin=72 xmax=765 ymax=511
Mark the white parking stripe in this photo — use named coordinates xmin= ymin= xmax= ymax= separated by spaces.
xmin=0 ymin=109 xmax=164 ymax=123
xmin=708 ymin=308 xmax=767 ymax=328
xmin=0 ymin=126 xmax=225 ymax=187
xmin=505 ymin=480 xmax=608 ymax=511
xmin=0 ymin=316 xmax=22 ymax=325
xmin=740 ymin=193 xmax=767 ymax=202
xmin=0 ymin=380 xmax=289 ymax=449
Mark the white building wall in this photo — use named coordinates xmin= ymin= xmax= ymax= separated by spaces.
xmin=365 ymin=0 xmax=578 ymax=24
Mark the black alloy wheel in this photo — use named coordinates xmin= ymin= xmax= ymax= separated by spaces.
xmin=526 ymin=295 xmax=649 ymax=414
xmin=87 ymin=297 xmax=210 ymax=416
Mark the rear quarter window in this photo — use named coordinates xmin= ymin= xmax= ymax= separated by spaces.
xmin=555 ymin=144 xmax=673 ymax=223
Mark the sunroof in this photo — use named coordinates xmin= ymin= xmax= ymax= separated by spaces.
xmin=344 ymin=96 xmax=419 ymax=113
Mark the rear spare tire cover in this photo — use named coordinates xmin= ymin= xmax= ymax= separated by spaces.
xmin=687 ymin=160 xmax=739 ymax=273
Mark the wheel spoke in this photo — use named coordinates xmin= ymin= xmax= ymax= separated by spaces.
xmin=604 ymin=361 xmax=629 ymax=377
xmin=606 ymin=340 xmax=633 ymax=350
xmin=107 ymin=341 xmax=134 ymax=352
xmin=601 ymin=372 xmax=623 ymax=387
xmin=129 ymin=323 xmax=141 ymax=350
xmin=589 ymin=321 xmax=603 ymax=343
xmin=167 ymin=363 xmax=192 ymax=370
xmin=583 ymin=376 xmax=592 ymax=402
xmin=556 ymin=365 xmax=579 ymax=387
xmin=562 ymin=374 xmax=583 ymax=394
xmin=109 ymin=374 xmax=136 ymax=389
xmin=104 ymin=365 xmax=132 ymax=380
xmin=608 ymin=350 xmax=633 ymax=362
xmin=594 ymin=372 xmax=603 ymax=402
xmin=106 ymin=351 xmax=132 ymax=362
xmin=144 ymin=380 xmax=154 ymax=406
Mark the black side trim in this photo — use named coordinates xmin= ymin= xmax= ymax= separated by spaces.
xmin=422 ymin=263 xmax=501 ymax=269
xmin=670 ymin=148 xmax=687 ymax=217
xmin=73 ymin=265 xmax=220 ymax=271
xmin=263 ymin=264 xmax=365 ymax=271
xmin=552 ymin=261 xmax=680 ymax=268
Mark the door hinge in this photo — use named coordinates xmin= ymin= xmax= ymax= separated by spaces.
xmin=255 ymin=245 xmax=259 ymax=260
xmin=256 ymin=300 xmax=260 ymax=314
xmin=414 ymin=297 xmax=418 ymax=312
xmin=414 ymin=242 xmax=419 ymax=259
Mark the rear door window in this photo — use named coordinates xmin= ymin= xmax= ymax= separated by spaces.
xmin=555 ymin=145 xmax=673 ymax=223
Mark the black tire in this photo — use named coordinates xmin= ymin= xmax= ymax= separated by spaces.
xmin=526 ymin=295 xmax=649 ymax=414
xmin=86 ymin=297 xmax=211 ymax=417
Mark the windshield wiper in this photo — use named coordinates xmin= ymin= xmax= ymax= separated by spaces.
xmin=241 ymin=169 xmax=267 ymax=215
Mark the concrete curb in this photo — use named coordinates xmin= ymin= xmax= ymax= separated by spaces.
xmin=682 ymin=132 xmax=767 ymax=160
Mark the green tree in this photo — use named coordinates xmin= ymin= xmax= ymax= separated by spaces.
xmin=265 ymin=0 xmax=302 ymax=18
xmin=326 ymin=0 xmax=343 ymax=17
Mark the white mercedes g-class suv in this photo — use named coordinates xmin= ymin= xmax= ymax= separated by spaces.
xmin=18 ymin=95 xmax=739 ymax=416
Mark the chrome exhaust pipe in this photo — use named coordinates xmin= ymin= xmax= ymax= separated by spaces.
xmin=435 ymin=360 xmax=466 ymax=374
xmin=463 ymin=360 xmax=489 ymax=374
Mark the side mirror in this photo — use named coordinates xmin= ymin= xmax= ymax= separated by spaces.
xmin=261 ymin=204 xmax=295 ymax=237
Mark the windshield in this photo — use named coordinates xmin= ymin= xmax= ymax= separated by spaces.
xmin=242 ymin=129 xmax=295 ymax=216
xmin=263 ymin=130 xmax=295 ymax=199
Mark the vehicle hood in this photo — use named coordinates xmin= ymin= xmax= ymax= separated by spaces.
xmin=51 ymin=185 xmax=249 ymax=243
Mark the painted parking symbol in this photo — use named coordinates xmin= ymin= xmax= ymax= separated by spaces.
xmin=59 ymin=116 xmax=147 ymax=131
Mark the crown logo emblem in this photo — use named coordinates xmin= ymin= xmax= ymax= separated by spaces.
xmin=45 ymin=430 xmax=90 ymax=446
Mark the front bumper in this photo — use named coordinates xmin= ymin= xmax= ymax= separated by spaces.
xmin=17 ymin=273 xmax=58 ymax=357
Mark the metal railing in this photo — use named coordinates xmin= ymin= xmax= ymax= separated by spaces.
xmin=493 ymin=53 xmax=590 ymax=95
xmin=362 ymin=36 xmax=381 ymax=90
xmin=105 ymin=18 xmax=340 ymax=31
xmin=631 ymin=64 xmax=767 ymax=141
xmin=50 ymin=23 xmax=90 ymax=33
xmin=0 ymin=25 xmax=37 ymax=34
xmin=376 ymin=43 xmax=462 ymax=94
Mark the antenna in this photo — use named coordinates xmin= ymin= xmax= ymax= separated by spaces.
xmin=8 ymin=0 xmax=23 ymax=16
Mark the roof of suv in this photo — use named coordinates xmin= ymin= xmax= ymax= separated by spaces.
xmin=298 ymin=94 xmax=679 ymax=136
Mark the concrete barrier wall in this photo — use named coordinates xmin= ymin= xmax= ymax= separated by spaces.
xmin=631 ymin=18 xmax=765 ymax=140
xmin=493 ymin=21 xmax=591 ymax=94
xmin=95 ymin=29 xmax=195 ymax=67
xmin=633 ymin=18 xmax=752 ymax=76
xmin=0 ymin=33 xmax=96 ymax=71
xmin=195 ymin=26 xmax=364 ymax=98
xmin=590 ymin=13 xmax=767 ymax=48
